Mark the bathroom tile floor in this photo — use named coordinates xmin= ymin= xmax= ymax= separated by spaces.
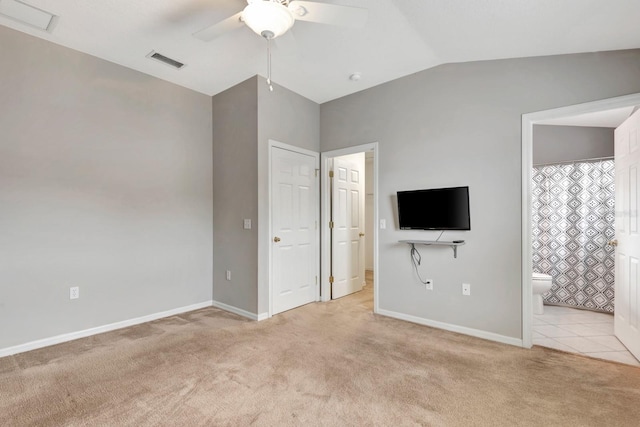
xmin=533 ymin=305 xmax=640 ymax=367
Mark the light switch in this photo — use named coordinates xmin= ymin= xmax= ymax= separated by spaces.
xmin=243 ymin=219 xmax=252 ymax=230
xmin=380 ymin=219 xmax=386 ymax=229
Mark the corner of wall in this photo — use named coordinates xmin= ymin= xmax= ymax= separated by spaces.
xmin=212 ymin=77 xmax=259 ymax=314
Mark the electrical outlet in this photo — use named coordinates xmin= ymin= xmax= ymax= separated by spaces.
xmin=462 ymin=283 xmax=471 ymax=296
xmin=69 ymin=286 xmax=79 ymax=300
xmin=380 ymin=219 xmax=386 ymax=229
xmin=425 ymin=279 xmax=433 ymax=290
xmin=243 ymin=219 xmax=252 ymax=229
xmin=226 ymin=270 xmax=231 ymax=281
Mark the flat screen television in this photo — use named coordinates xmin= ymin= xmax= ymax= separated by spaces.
xmin=397 ymin=186 xmax=470 ymax=230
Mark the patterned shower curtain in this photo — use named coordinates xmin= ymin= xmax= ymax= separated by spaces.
xmin=532 ymin=159 xmax=615 ymax=313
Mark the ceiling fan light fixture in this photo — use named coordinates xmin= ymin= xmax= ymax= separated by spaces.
xmin=243 ymin=0 xmax=294 ymax=39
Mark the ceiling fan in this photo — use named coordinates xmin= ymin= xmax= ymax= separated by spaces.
xmin=193 ymin=0 xmax=368 ymax=42
xmin=192 ymin=0 xmax=368 ymax=92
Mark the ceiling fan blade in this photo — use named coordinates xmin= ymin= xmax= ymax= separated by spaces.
xmin=193 ymin=11 xmax=244 ymax=42
xmin=288 ymin=1 xmax=368 ymax=28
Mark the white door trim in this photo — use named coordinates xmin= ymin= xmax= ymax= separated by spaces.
xmin=521 ymin=93 xmax=640 ymax=348
xmin=321 ymin=142 xmax=379 ymax=313
xmin=268 ymin=140 xmax=320 ymax=318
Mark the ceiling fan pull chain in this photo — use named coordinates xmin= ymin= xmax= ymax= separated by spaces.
xmin=266 ymin=36 xmax=274 ymax=92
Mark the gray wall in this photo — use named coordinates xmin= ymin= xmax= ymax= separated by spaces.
xmin=212 ymin=77 xmax=259 ymax=313
xmin=533 ymin=125 xmax=614 ymax=165
xmin=320 ymin=49 xmax=640 ymax=340
xmin=212 ymin=76 xmax=319 ymax=316
xmin=0 ymin=26 xmax=213 ymax=349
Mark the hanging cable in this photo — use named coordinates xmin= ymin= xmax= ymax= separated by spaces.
xmin=266 ymin=35 xmax=274 ymax=92
xmin=435 ymin=230 xmax=445 ymax=242
xmin=410 ymin=244 xmax=429 ymax=285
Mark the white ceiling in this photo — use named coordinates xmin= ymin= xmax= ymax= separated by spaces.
xmin=2 ymin=0 xmax=640 ymax=103
xmin=537 ymin=106 xmax=636 ymax=128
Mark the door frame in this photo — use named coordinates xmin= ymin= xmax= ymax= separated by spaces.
xmin=521 ymin=93 xmax=640 ymax=348
xmin=268 ymin=140 xmax=320 ymax=318
xmin=321 ymin=142 xmax=379 ymax=313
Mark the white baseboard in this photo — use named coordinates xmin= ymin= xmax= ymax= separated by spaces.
xmin=211 ymin=300 xmax=261 ymax=321
xmin=0 ymin=300 xmax=213 ymax=358
xmin=257 ymin=312 xmax=269 ymax=321
xmin=376 ymin=308 xmax=523 ymax=348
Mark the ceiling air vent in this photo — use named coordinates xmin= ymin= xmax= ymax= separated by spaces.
xmin=146 ymin=51 xmax=186 ymax=70
xmin=0 ymin=0 xmax=58 ymax=32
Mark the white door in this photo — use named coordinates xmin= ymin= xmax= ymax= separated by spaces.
xmin=614 ymin=109 xmax=640 ymax=360
xmin=331 ymin=153 xmax=365 ymax=299
xmin=271 ymin=146 xmax=318 ymax=314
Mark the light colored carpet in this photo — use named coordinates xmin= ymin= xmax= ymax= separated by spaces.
xmin=1 ymin=283 xmax=640 ymax=426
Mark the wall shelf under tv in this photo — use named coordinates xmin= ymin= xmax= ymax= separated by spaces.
xmin=399 ymin=240 xmax=465 ymax=258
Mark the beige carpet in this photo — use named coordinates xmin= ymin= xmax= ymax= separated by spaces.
xmin=1 ymin=283 xmax=640 ymax=427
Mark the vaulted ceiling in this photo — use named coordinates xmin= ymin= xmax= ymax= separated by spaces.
xmin=2 ymin=0 xmax=639 ymax=103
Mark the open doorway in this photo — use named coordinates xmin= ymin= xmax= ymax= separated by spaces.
xmin=321 ymin=143 xmax=378 ymax=312
xmin=328 ymin=152 xmax=366 ymax=299
xmin=522 ymin=94 xmax=640 ymax=366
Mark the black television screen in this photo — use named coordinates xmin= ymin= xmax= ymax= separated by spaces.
xmin=397 ymin=186 xmax=470 ymax=230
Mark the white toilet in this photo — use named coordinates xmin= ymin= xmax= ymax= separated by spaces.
xmin=532 ymin=273 xmax=553 ymax=315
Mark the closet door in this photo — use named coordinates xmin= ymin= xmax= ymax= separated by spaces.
xmin=271 ymin=146 xmax=319 ymax=314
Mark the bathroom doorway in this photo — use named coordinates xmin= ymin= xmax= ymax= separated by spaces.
xmin=522 ymin=95 xmax=640 ymax=366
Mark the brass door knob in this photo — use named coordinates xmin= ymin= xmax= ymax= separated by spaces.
xmin=608 ymin=239 xmax=618 ymax=247
xmin=359 ymin=232 xmax=365 ymax=237
xmin=273 ymin=236 xmax=281 ymax=243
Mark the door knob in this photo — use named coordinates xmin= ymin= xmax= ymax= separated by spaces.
xmin=608 ymin=239 xmax=618 ymax=247
xmin=273 ymin=236 xmax=281 ymax=243
xmin=359 ymin=232 xmax=365 ymax=237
